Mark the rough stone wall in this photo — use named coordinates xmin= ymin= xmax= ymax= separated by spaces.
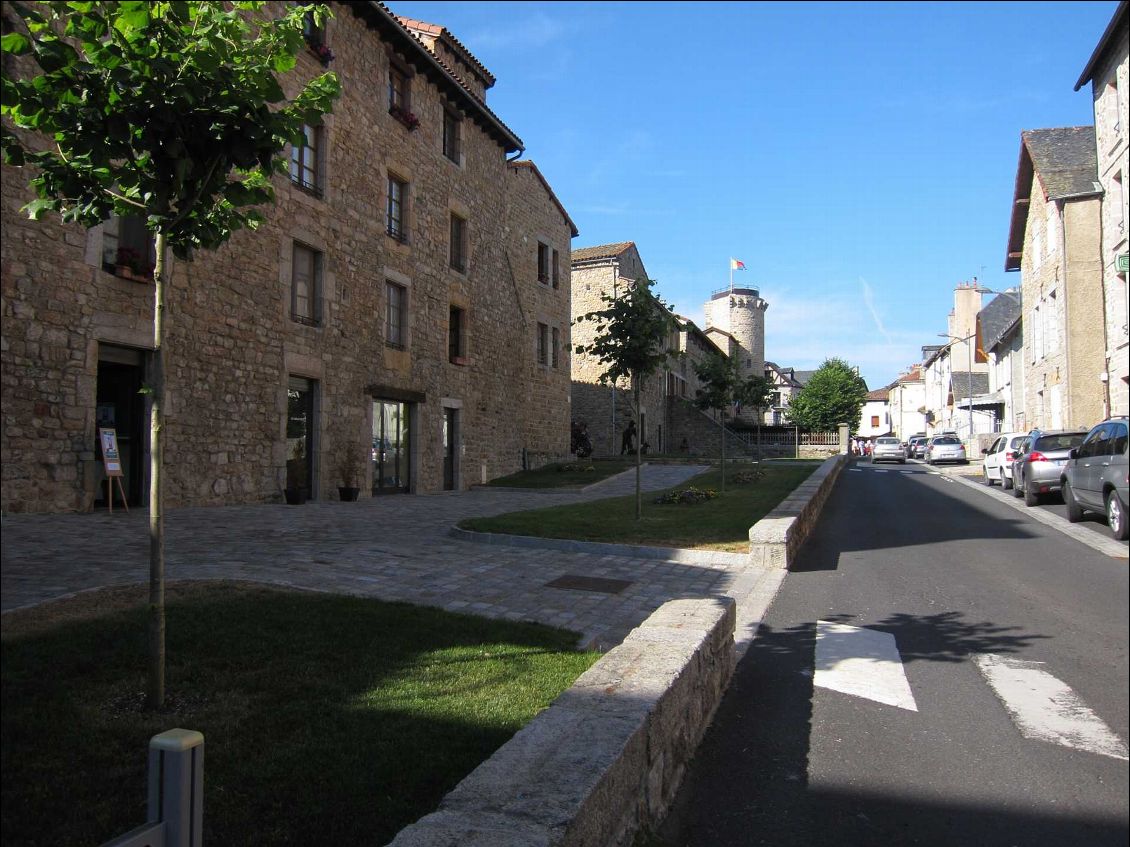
xmin=1090 ymin=29 xmax=1130 ymax=417
xmin=702 ymin=288 xmax=768 ymax=382
xmin=1019 ymin=181 xmax=1104 ymax=431
xmin=570 ymin=250 xmax=673 ymax=456
xmin=1062 ymin=198 xmax=1106 ymax=428
xmin=0 ymin=4 xmax=571 ymax=512
xmin=503 ymin=164 xmax=574 ymax=467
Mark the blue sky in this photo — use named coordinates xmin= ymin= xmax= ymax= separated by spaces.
xmin=389 ymin=1 xmax=1117 ymax=390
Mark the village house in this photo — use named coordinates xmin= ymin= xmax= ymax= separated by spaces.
xmin=887 ymin=364 xmax=927 ymax=441
xmin=1074 ymin=0 xmax=1129 ymax=418
xmin=0 ymin=2 xmax=576 ymax=513
xmin=977 ymin=290 xmax=1025 ymax=432
xmin=1005 ymin=127 xmax=1105 ymax=431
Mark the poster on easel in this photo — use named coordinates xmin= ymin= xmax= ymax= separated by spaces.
xmin=98 ymin=427 xmax=129 ymax=512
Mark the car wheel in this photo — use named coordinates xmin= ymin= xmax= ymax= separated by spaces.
xmin=1002 ymin=472 xmax=1013 ymax=491
xmin=1012 ymin=472 xmax=1024 ymax=498
xmin=983 ymin=465 xmax=994 ymax=485
xmin=1063 ymin=479 xmax=1083 ymax=522
xmin=1024 ymin=478 xmax=1040 ymax=506
xmin=1107 ymin=491 xmax=1129 ymax=541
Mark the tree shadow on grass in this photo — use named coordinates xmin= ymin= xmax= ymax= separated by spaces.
xmin=0 ymin=582 xmax=598 ymax=847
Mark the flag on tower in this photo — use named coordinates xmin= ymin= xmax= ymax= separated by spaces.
xmin=730 ymin=258 xmax=746 ymax=270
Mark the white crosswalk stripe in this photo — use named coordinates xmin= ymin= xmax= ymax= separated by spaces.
xmin=974 ymin=654 xmax=1128 ymax=761
xmin=811 ymin=624 xmax=1128 ymax=760
xmin=814 ymin=621 xmax=918 ymax=711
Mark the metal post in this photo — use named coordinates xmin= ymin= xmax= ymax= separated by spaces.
xmin=102 ymin=729 xmax=203 ymax=847
xmin=151 ymin=729 xmax=203 ymax=847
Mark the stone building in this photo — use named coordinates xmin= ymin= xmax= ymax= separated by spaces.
xmin=570 ymin=242 xmax=674 ymax=456
xmin=977 ymin=291 xmax=1025 ymax=432
xmin=1005 ymin=127 xmax=1105 ymax=431
xmin=0 ymin=2 xmax=576 ymax=513
xmin=1075 ymin=0 xmax=1129 ymax=418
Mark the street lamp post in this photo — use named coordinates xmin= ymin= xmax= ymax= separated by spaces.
xmin=938 ymin=332 xmax=975 ymax=450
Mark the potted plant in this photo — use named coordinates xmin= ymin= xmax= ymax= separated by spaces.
xmin=114 ymin=246 xmax=154 ymax=282
xmin=337 ymin=441 xmax=364 ymax=502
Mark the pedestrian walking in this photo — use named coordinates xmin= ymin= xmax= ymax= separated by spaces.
xmin=620 ymin=420 xmax=637 ymax=455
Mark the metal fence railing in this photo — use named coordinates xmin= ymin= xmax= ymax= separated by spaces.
xmin=102 ymin=729 xmax=204 ymax=847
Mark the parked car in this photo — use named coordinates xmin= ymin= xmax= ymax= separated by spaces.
xmin=981 ymin=431 xmax=1028 ymax=489
xmin=1061 ymin=417 xmax=1129 ymax=541
xmin=1011 ymin=428 xmax=1089 ymax=506
xmin=871 ymin=436 xmax=907 ymax=464
xmin=924 ymin=434 xmax=966 ymax=465
xmin=907 ymin=435 xmax=928 ymax=459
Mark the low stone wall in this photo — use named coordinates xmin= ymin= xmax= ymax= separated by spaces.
xmin=386 ymin=597 xmax=737 ymax=847
xmin=747 ymin=453 xmax=846 ymax=569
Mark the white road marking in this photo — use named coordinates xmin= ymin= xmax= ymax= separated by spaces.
xmin=848 ymin=468 xmax=862 ymax=472
xmin=814 ymin=621 xmax=918 ymax=711
xmin=974 ymin=654 xmax=1128 ymax=761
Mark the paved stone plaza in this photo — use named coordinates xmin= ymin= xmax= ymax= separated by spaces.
xmin=1 ymin=464 xmax=774 ymax=649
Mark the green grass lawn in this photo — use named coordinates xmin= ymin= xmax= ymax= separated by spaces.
xmin=462 ymin=463 xmax=821 ymax=552
xmin=0 ymin=582 xmax=599 ymax=846
xmin=485 ymin=457 xmax=636 ymax=488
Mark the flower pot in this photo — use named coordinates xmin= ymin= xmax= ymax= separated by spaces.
xmin=284 ymin=488 xmax=307 ymax=505
xmin=338 ymin=486 xmax=360 ymax=502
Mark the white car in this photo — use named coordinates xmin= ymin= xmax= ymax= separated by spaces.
xmin=981 ymin=431 xmax=1028 ymax=490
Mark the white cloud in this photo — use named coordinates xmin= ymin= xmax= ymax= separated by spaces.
xmin=464 ymin=13 xmax=569 ymax=51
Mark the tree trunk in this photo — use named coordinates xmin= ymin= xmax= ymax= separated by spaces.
xmin=634 ymin=380 xmax=642 ymax=521
xmin=147 ymin=232 xmax=167 ymax=711
xmin=720 ymin=410 xmax=727 ymax=491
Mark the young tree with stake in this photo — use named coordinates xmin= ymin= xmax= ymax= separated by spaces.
xmin=574 ymin=277 xmax=679 ymax=519
xmin=1 ymin=0 xmax=341 ymax=708
xmin=694 ymin=352 xmax=773 ymax=489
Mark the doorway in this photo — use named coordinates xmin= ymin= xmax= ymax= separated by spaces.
xmin=443 ymin=407 xmax=458 ymax=491
xmin=95 ymin=346 xmax=147 ymax=508
xmin=287 ymin=376 xmax=316 ymax=499
xmin=372 ymin=399 xmax=410 ymax=494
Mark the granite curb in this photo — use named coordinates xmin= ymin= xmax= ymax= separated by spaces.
xmin=386 ymin=597 xmax=738 ymax=847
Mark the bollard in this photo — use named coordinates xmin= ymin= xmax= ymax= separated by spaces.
xmin=102 ymin=729 xmax=204 ymax=847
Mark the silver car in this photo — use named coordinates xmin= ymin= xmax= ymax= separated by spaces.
xmin=1062 ymin=417 xmax=1129 ymax=541
xmin=1012 ymin=428 xmax=1089 ymax=506
xmin=871 ymin=436 xmax=906 ymax=464
xmin=924 ymin=435 xmax=966 ymax=465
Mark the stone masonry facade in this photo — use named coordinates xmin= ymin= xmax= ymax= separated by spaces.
xmin=0 ymin=2 xmax=576 ymax=513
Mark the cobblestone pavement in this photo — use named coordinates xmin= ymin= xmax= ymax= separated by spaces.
xmin=1 ymin=463 xmax=766 ymax=648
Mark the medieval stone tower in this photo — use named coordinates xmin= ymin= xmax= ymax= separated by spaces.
xmin=703 ymin=285 xmax=770 ymax=383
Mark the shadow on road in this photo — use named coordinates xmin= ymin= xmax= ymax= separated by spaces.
xmin=655 ymin=616 xmax=1118 ymax=847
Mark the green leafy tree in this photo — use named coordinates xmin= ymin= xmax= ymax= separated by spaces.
xmin=694 ymin=353 xmax=773 ymax=489
xmin=787 ymin=357 xmax=869 ymax=434
xmin=574 ymin=278 xmax=679 ymax=519
xmin=1 ymin=1 xmax=341 ymax=708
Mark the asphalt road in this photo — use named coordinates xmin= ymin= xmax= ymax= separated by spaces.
xmin=657 ymin=458 xmax=1129 ymax=847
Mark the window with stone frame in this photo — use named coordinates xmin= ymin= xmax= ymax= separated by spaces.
xmin=551 ymin=326 xmax=560 ymax=368
xmin=386 ymin=281 xmax=408 ymax=349
xmin=387 ymin=59 xmax=416 ymax=129
xmin=387 ymin=175 xmax=408 ymax=242
xmin=301 ymin=6 xmax=324 ymax=47
xmin=449 ymin=212 xmax=467 ymax=273
xmin=291 ymin=242 xmax=323 ymax=326
xmin=537 ymin=242 xmax=550 ymax=284
xmin=289 ymin=122 xmax=324 ymax=196
xmin=102 ymin=215 xmax=156 ymax=280
xmin=442 ymin=107 xmax=462 ymax=164
xmin=551 ymin=248 xmax=561 ymax=289
xmin=449 ymin=305 xmax=466 ymax=363
xmin=537 ymin=322 xmax=549 ymax=366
